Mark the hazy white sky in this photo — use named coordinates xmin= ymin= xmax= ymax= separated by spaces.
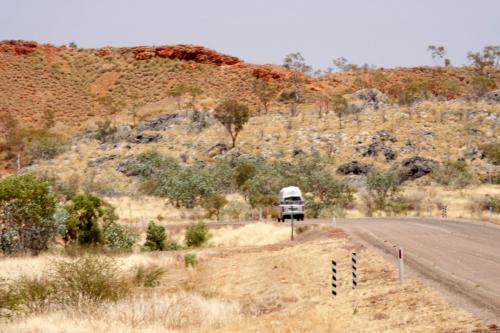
xmin=1 ymin=0 xmax=498 ymax=70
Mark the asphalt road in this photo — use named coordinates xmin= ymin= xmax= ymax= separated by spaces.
xmin=319 ymin=217 xmax=500 ymax=325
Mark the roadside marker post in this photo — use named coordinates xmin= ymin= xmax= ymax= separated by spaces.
xmin=352 ymin=252 xmax=357 ymax=289
xmin=398 ymin=248 xmax=404 ymax=286
xmin=331 ymin=260 xmax=337 ymax=298
xmin=332 ymin=214 xmax=337 ymax=227
xmin=489 ymin=206 xmax=493 ymax=223
xmin=442 ymin=206 xmax=447 ymax=218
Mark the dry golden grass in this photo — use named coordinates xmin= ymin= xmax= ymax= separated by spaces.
xmin=0 ymin=225 xmax=489 ymax=332
xmin=208 ymin=223 xmax=290 ymax=247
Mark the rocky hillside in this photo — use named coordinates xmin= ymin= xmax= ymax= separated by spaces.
xmin=0 ymin=40 xmax=498 ymax=136
xmin=0 ymin=40 xmax=499 ymax=181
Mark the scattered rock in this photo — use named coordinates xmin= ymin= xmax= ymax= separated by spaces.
xmin=116 ymin=156 xmax=137 ymax=176
xmin=400 ymin=140 xmax=417 ymax=154
xmin=481 ymin=89 xmax=500 ymax=103
xmin=374 ymin=130 xmax=397 ymax=143
xmin=351 ymin=88 xmax=390 ymax=110
xmin=207 ymin=143 xmax=230 ymax=157
xmin=292 ymin=148 xmax=304 ymax=157
xmin=127 ymin=133 xmax=162 ymax=144
xmin=462 ymin=145 xmax=484 ymax=161
xmin=87 ymin=155 xmax=117 ymax=167
xmin=383 ymin=147 xmax=396 ymax=161
xmin=398 ymin=156 xmax=439 ymax=182
xmin=137 ymin=113 xmax=180 ymax=131
xmin=337 ymin=161 xmax=373 ymax=175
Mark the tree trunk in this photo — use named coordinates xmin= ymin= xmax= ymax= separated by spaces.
xmin=231 ymin=134 xmax=237 ymax=148
xmin=16 ymin=152 xmax=21 ymax=172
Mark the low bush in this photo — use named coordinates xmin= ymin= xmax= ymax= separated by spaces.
xmin=65 ymin=193 xmax=106 ymax=246
xmin=184 ymin=253 xmax=198 ymax=268
xmin=95 ymin=119 xmax=117 ymax=143
xmin=481 ymin=143 xmax=500 ymax=165
xmin=366 ymin=171 xmax=401 ymax=210
xmin=0 ymin=174 xmax=61 ymax=255
xmin=430 ymin=160 xmax=475 ymax=188
xmin=472 ymin=195 xmax=500 ymax=214
xmin=385 ymin=196 xmax=413 ymax=216
xmin=134 ymin=264 xmax=166 ymax=287
xmin=0 ymin=256 xmax=128 ymax=317
xmin=201 ymin=194 xmax=228 ymax=221
xmin=185 ymin=222 xmax=210 ymax=248
xmin=103 ymin=222 xmax=138 ymax=251
xmin=51 ymin=256 xmax=128 ymax=303
xmin=143 ymin=221 xmax=167 ymax=251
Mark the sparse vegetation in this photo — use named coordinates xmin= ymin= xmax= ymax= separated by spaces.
xmin=0 ymin=174 xmax=60 ymax=255
xmin=184 ymin=253 xmax=198 ymax=267
xmin=65 ymin=193 xmax=114 ymax=246
xmin=430 ymin=160 xmax=475 ymax=188
xmin=134 ymin=264 xmax=166 ymax=287
xmin=366 ymin=171 xmax=401 ymax=212
xmin=214 ymin=99 xmax=250 ymax=148
xmin=252 ymin=78 xmax=277 ymax=114
xmin=427 ymin=45 xmax=447 ymax=66
xmin=0 ymin=256 xmax=128 ymax=317
xmin=185 ymin=222 xmax=210 ymax=247
xmin=201 ymin=194 xmax=228 ymax=221
xmin=95 ymin=119 xmax=117 ymax=143
xmin=143 ymin=221 xmax=167 ymax=251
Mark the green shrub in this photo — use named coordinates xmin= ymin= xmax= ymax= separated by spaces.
xmin=430 ymin=160 xmax=475 ymax=188
xmin=165 ymin=241 xmax=182 ymax=251
xmin=103 ymin=222 xmax=138 ymax=250
xmin=366 ymin=171 xmax=401 ymax=210
xmin=9 ymin=129 xmax=69 ymax=164
xmin=143 ymin=221 xmax=167 ymax=251
xmin=94 ymin=119 xmax=117 ymax=143
xmin=65 ymin=194 xmax=105 ymax=246
xmin=481 ymin=143 xmax=500 ymax=165
xmin=478 ymin=195 xmax=500 ymax=213
xmin=234 ymin=160 xmax=257 ymax=187
xmin=184 ymin=253 xmax=198 ymax=267
xmin=51 ymin=256 xmax=127 ymax=303
xmin=385 ymin=196 xmax=413 ymax=216
xmin=23 ymin=130 xmax=69 ymax=161
xmin=0 ymin=280 xmax=25 ymax=316
xmin=296 ymin=225 xmax=309 ymax=234
xmin=201 ymin=194 xmax=228 ymax=221
xmin=0 ymin=174 xmax=58 ymax=255
xmin=134 ymin=264 xmax=166 ymax=287
xmin=185 ymin=222 xmax=210 ymax=247
xmin=0 ymin=256 xmax=128 ymax=317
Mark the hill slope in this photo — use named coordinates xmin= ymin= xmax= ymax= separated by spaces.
xmin=0 ymin=40 xmax=498 ymax=135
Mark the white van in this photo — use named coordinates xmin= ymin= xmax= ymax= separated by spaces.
xmin=277 ymin=186 xmax=305 ymax=222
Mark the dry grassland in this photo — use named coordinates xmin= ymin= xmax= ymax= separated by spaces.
xmin=0 ymin=224 xmax=491 ymax=333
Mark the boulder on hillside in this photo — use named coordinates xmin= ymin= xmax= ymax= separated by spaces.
xmin=127 ymin=133 xmax=162 ymax=144
xmin=361 ymin=131 xmax=397 ymax=161
xmin=398 ymin=156 xmax=439 ymax=182
xmin=207 ymin=143 xmax=229 ymax=158
xmin=137 ymin=113 xmax=180 ymax=131
xmin=337 ymin=161 xmax=373 ymax=175
xmin=351 ymin=88 xmax=390 ymax=110
xmin=481 ymin=89 xmax=500 ymax=103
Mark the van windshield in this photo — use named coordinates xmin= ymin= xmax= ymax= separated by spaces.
xmin=283 ymin=196 xmax=303 ymax=203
